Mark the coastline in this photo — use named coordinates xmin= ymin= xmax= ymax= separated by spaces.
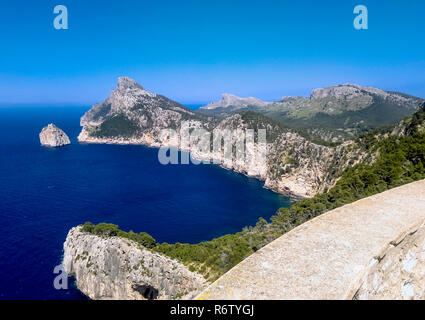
xmin=77 ymin=129 xmax=304 ymax=200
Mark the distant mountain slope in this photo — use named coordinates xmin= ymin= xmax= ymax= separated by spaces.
xmin=197 ymin=84 xmax=424 ymax=142
xmin=198 ymin=93 xmax=270 ymax=116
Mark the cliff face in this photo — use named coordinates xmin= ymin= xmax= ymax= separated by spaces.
xmin=78 ymin=77 xmax=364 ymax=198
xmin=63 ymin=226 xmax=207 ymax=300
xmin=39 ymin=124 xmax=70 ymax=147
xmin=265 ymin=133 xmax=364 ymax=197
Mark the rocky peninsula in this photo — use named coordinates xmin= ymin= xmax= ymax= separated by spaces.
xmin=39 ymin=123 xmax=70 ymax=147
xmin=77 ymin=77 xmax=369 ymax=198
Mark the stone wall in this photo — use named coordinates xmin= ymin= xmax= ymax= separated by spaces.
xmin=353 ymin=221 xmax=425 ymax=300
xmin=196 ymin=179 xmax=425 ymax=300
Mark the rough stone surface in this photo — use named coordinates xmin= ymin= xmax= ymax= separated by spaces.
xmin=63 ymin=226 xmax=207 ymax=300
xmin=39 ymin=123 xmax=70 ymax=147
xmin=354 ymin=221 xmax=425 ymax=300
xmin=196 ymin=179 xmax=425 ymax=300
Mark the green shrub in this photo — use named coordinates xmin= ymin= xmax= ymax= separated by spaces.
xmin=91 ymin=114 xmax=139 ymax=138
xmin=82 ymin=223 xmax=156 ymax=249
xmin=82 ymin=222 xmax=119 ymax=237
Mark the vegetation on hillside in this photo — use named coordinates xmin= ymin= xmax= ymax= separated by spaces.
xmin=92 ymin=114 xmax=139 ymax=138
xmin=82 ymin=222 xmax=156 ymax=249
xmin=239 ymin=111 xmax=339 ymax=146
xmin=82 ymin=106 xmax=425 ymax=282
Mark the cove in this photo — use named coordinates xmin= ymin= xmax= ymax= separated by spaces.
xmin=0 ymin=106 xmax=291 ymax=299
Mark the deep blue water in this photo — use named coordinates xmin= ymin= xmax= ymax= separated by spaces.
xmin=0 ymin=106 xmax=291 ymax=299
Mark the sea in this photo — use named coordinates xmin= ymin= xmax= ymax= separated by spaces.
xmin=0 ymin=105 xmax=291 ymax=299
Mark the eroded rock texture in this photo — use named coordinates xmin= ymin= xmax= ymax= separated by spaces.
xmin=39 ymin=124 xmax=70 ymax=147
xmin=63 ymin=226 xmax=207 ymax=300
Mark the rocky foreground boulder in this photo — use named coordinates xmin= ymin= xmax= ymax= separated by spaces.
xmin=39 ymin=123 xmax=70 ymax=147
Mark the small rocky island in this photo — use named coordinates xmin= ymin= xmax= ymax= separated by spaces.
xmin=39 ymin=124 xmax=71 ymax=147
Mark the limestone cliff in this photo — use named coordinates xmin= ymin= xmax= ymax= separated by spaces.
xmin=265 ymin=133 xmax=364 ymax=197
xmin=78 ymin=77 xmax=365 ymax=198
xmin=39 ymin=124 xmax=70 ymax=147
xmin=63 ymin=226 xmax=207 ymax=300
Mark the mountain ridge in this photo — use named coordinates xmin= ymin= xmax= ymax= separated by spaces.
xmin=78 ymin=77 xmax=371 ymax=198
xmin=198 ymin=83 xmax=424 ymax=142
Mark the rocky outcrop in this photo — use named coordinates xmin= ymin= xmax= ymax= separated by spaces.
xmin=197 ymin=179 xmax=425 ymax=300
xmin=280 ymin=83 xmax=421 ymax=116
xmin=39 ymin=124 xmax=70 ymax=147
xmin=265 ymin=134 xmax=364 ymax=197
xmin=63 ymin=226 xmax=207 ymax=300
xmin=200 ymin=93 xmax=270 ymax=110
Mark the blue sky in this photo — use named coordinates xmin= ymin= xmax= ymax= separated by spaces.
xmin=0 ymin=0 xmax=424 ymax=105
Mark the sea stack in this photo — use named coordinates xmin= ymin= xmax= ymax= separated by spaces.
xmin=39 ymin=124 xmax=71 ymax=147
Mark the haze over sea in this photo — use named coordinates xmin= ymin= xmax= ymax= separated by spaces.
xmin=0 ymin=106 xmax=291 ymax=299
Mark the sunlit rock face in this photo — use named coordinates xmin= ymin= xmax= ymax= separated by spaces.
xmin=39 ymin=123 xmax=71 ymax=147
xmin=63 ymin=226 xmax=207 ymax=300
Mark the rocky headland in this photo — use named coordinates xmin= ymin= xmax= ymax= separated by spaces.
xmin=77 ymin=77 xmax=375 ymax=198
xmin=63 ymin=226 xmax=207 ymax=300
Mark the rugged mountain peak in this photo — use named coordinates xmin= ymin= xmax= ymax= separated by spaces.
xmin=309 ymin=83 xmax=416 ymax=103
xmin=310 ymin=83 xmax=383 ymax=100
xmin=201 ymin=93 xmax=269 ymax=110
xmin=117 ymin=77 xmax=144 ymax=91
xmin=109 ymin=77 xmax=156 ymax=113
xmin=80 ymin=77 xmax=161 ymax=126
